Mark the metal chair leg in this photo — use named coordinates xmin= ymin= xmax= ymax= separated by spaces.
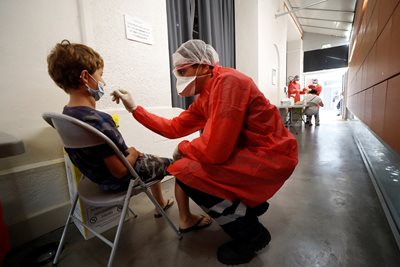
xmin=144 ymin=189 xmax=182 ymax=238
xmin=53 ymin=193 xmax=80 ymax=265
xmin=128 ymin=207 xmax=138 ymax=218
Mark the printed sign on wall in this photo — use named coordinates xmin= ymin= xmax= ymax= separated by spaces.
xmin=124 ymin=15 xmax=153 ymax=45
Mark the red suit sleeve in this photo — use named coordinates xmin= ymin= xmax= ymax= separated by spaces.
xmin=132 ymin=104 xmax=205 ymax=139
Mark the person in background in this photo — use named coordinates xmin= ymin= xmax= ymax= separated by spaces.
xmin=306 ymin=78 xmax=323 ymax=96
xmin=287 ymin=75 xmax=305 ymax=103
xmin=47 ymin=40 xmax=211 ymax=230
xmin=304 ymin=89 xmax=324 ymax=126
xmin=111 ymin=39 xmax=298 ymax=265
xmin=304 ymin=79 xmax=323 ymax=124
xmin=332 ymin=91 xmax=343 ymax=116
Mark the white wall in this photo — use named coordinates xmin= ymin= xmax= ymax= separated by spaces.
xmin=86 ymin=0 xmax=172 ymax=110
xmin=285 ymin=9 xmax=303 ymax=85
xmin=287 ymin=39 xmax=303 ymax=86
xmin=303 ymin=32 xmax=349 ymax=52
xmin=0 ymin=0 xmax=81 ymax=169
xmin=0 ymin=0 xmax=186 ymax=246
xmin=235 ymin=0 xmax=259 ymax=84
xmin=235 ymin=0 xmax=289 ymax=105
xmin=0 ymin=0 xmax=82 ymax=246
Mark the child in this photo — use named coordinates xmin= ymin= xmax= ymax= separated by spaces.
xmin=47 ymin=40 xmax=211 ymax=228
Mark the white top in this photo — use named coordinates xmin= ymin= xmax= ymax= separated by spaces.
xmin=304 ymin=94 xmax=322 ymax=115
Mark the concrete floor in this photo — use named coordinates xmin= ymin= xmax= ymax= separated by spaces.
xmin=5 ymin=118 xmax=400 ymax=267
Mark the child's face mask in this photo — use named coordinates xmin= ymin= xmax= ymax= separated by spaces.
xmin=87 ymin=75 xmax=105 ymax=101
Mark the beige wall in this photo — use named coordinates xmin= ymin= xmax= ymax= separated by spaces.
xmin=347 ymin=0 xmax=400 ymax=155
xmin=287 ymin=39 xmax=303 ymax=85
xmin=0 ymin=0 xmax=183 ymax=247
xmin=235 ymin=0 xmax=290 ymax=105
xmin=235 ymin=0 xmax=259 ymax=86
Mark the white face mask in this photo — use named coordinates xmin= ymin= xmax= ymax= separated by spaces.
xmin=173 ymin=69 xmax=197 ymax=97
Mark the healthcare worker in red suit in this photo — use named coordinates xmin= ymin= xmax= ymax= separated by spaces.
xmin=307 ymin=79 xmax=322 ymax=96
xmin=287 ymin=75 xmax=304 ymax=103
xmin=111 ymin=40 xmax=298 ymax=265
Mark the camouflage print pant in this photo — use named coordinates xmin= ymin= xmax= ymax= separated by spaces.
xmin=134 ymin=154 xmax=173 ymax=182
xmin=100 ymin=154 xmax=173 ymax=192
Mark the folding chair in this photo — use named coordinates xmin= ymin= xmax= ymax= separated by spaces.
xmin=42 ymin=112 xmax=181 ymax=267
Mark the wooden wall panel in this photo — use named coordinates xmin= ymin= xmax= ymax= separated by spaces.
xmin=364 ymin=3 xmax=379 ymax=56
xmin=367 ymin=44 xmax=377 ymax=87
xmin=378 ymin=0 xmax=400 ymax=34
xmin=353 ymin=0 xmax=365 ymax=37
xmin=383 ymin=75 xmax=400 ymax=154
xmin=371 ymin=81 xmax=387 ymax=137
xmin=359 ymin=90 xmax=366 ymax=122
xmin=365 ymin=0 xmax=378 ymax=27
xmin=348 ymin=67 xmax=354 ymax=90
xmin=346 ymin=0 xmax=400 ymax=154
xmin=348 ymin=95 xmax=356 ymax=116
xmin=364 ymin=88 xmax=373 ymax=127
xmin=361 ymin=64 xmax=368 ymax=91
xmin=376 ymin=18 xmax=392 ymax=82
xmin=356 ymin=69 xmax=362 ymax=94
xmin=352 ymin=94 xmax=359 ymax=117
xmin=348 ymin=95 xmax=353 ymax=112
xmin=388 ymin=6 xmax=400 ymax=78
xmin=359 ymin=18 xmax=368 ymax=64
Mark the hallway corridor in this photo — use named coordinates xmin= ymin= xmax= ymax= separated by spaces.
xmin=5 ymin=120 xmax=400 ymax=267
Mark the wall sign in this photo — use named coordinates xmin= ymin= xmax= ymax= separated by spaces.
xmin=124 ymin=15 xmax=153 ymax=45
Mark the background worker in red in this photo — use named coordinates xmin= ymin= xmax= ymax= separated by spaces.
xmin=111 ymin=39 xmax=298 ymax=265
xmin=306 ymin=78 xmax=322 ymax=96
xmin=287 ymin=75 xmax=304 ymax=103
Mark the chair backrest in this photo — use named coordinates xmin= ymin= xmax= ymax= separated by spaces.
xmin=42 ymin=112 xmax=142 ymax=184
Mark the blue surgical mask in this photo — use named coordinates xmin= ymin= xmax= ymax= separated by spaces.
xmin=87 ymin=75 xmax=105 ymax=101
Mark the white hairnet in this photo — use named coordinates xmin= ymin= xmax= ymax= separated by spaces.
xmin=172 ymin=39 xmax=219 ymax=67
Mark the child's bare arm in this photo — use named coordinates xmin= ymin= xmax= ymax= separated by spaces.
xmin=103 ymin=147 xmax=141 ymax=178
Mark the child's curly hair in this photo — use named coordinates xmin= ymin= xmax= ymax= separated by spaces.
xmin=47 ymin=40 xmax=104 ymax=91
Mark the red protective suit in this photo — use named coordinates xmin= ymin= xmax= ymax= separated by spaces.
xmin=307 ymin=83 xmax=322 ymax=95
xmin=133 ymin=65 xmax=298 ymax=207
xmin=287 ymin=80 xmax=304 ymax=103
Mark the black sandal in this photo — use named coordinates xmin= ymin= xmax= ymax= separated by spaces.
xmin=154 ymin=198 xmax=174 ymax=218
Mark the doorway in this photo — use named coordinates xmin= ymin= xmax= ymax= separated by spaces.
xmin=303 ymin=67 xmax=347 ymax=122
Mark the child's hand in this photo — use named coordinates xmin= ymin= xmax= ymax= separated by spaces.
xmin=110 ymin=90 xmax=121 ymax=104
xmin=125 ymin=147 xmax=142 ymax=166
xmin=110 ymin=89 xmax=137 ymax=112
xmin=127 ymin=147 xmax=143 ymax=157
